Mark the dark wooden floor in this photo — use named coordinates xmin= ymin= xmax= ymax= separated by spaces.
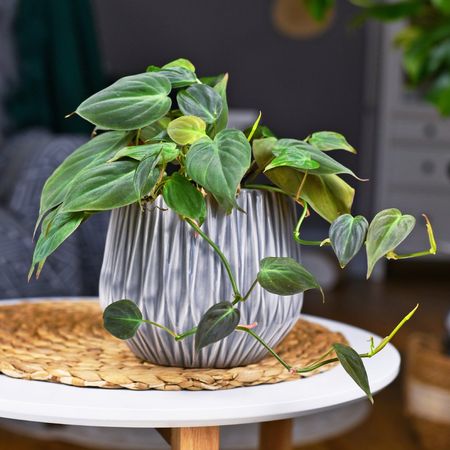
xmin=0 ymin=268 xmax=448 ymax=450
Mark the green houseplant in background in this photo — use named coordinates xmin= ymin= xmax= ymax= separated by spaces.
xmin=30 ymin=57 xmax=436 ymax=401
xmin=305 ymin=0 xmax=450 ymax=115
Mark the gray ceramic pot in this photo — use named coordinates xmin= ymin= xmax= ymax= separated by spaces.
xmin=99 ymin=189 xmax=303 ymax=368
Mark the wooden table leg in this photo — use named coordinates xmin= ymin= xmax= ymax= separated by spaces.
xmin=259 ymin=419 xmax=293 ymax=450
xmin=157 ymin=426 xmax=220 ymax=450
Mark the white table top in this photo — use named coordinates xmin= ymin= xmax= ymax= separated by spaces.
xmin=0 ymin=298 xmax=400 ymax=428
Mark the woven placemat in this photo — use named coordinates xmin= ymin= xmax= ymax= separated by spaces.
xmin=0 ymin=301 xmax=347 ymax=391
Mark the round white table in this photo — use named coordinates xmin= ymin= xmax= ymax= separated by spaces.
xmin=0 ymin=298 xmax=400 ymax=450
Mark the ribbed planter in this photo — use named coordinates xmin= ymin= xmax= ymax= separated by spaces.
xmin=99 ymin=190 xmax=303 ymax=368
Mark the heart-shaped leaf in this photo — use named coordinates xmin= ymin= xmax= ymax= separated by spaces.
xmin=307 ymin=131 xmax=357 ymax=154
xmin=167 ymin=116 xmax=207 ymax=145
xmin=274 ymin=139 xmax=360 ymax=178
xmin=39 ymin=131 xmax=131 ymax=223
xmin=103 ymin=300 xmax=143 ymax=340
xmin=61 ymin=161 xmax=142 ymax=212
xmin=212 ymin=73 xmax=229 ymax=134
xmin=253 ymin=138 xmax=354 ymax=222
xmin=30 ymin=208 xmax=86 ymax=279
xmin=330 ymin=214 xmax=369 ymax=268
xmin=109 ymin=142 xmax=179 ymax=163
xmin=264 ymin=147 xmax=320 ymax=172
xmin=157 ymin=67 xmax=198 ymax=88
xmin=133 ymin=154 xmax=161 ymax=202
xmin=366 ymin=209 xmax=416 ymax=278
xmin=301 ymin=175 xmax=355 ymax=223
xmin=257 ymin=257 xmax=323 ymax=298
xmin=195 ymin=301 xmax=240 ymax=350
xmin=333 ymin=343 xmax=373 ymax=403
xmin=177 ymin=84 xmax=223 ymax=124
xmin=186 ymin=129 xmax=251 ymax=212
xmin=76 ymin=73 xmax=172 ymax=130
xmin=162 ymin=58 xmax=196 ymax=72
xmin=163 ymin=173 xmax=206 ymax=223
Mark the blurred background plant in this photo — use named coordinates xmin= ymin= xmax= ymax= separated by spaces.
xmin=304 ymin=0 xmax=450 ymax=115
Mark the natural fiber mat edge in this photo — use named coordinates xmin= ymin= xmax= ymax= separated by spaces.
xmin=0 ymin=301 xmax=347 ymax=391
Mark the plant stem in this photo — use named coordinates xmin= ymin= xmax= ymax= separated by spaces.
xmin=360 ymin=303 xmax=418 ymax=357
xmin=135 ymin=128 xmax=141 ymax=146
xmin=236 ymin=326 xmax=292 ymax=371
xmin=185 ymin=218 xmax=241 ymax=298
xmin=140 ymin=319 xmax=197 ymax=342
xmin=293 ymin=201 xmax=329 ymax=246
xmin=238 ymin=304 xmax=419 ymax=375
xmin=243 ymin=184 xmax=286 ymax=195
xmin=386 ymin=214 xmax=437 ymax=260
xmin=141 ymin=320 xmax=178 ymax=338
xmin=232 ymin=279 xmax=257 ymax=305
xmin=295 ymin=171 xmax=308 ymax=201
xmin=175 ymin=327 xmax=197 ymax=341
xmin=241 ymin=279 xmax=258 ymax=302
xmin=297 ymin=304 xmax=420 ymax=372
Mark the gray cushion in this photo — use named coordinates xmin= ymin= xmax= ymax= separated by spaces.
xmin=2 ymin=131 xmax=109 ymax=297
xmin=0 ymin=208 xmax=83 ymax=299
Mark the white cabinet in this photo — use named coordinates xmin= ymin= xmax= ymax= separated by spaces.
xmin=362 ymin=22 xmax=450 ymax=263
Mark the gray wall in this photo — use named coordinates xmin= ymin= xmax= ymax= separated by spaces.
xmin=93 ymin=0 xmax=366 ymax=152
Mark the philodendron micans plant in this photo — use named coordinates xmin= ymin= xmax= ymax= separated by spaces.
xmin=30 ymin=58 xmax=436 ymax=401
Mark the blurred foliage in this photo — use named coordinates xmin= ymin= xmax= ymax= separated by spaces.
xmin=303 ymin=0 xmax=450 ymax=116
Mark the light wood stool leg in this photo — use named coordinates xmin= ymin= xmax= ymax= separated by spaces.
xmin=259 ymin=419 xmax=293 ymax=450
xmin=157 ymin=426 xmax=220 ymax=450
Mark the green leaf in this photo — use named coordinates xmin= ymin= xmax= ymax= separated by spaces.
xmin=195 ymin=301 xmax=240 ymax=350
xmin=103 ymin=300 xmax=143 ymax=340
xmin=329 ymin=214 xmax=369 ymax=268
xmin=30 ymin=209 xmax=86 ymax=279
xmin=264 ymin=147 xmax=320 ymax=172
xmin=301 ymin=175 xmax=355 ymax=223
xmin=186 ymin=129 xmax=251 ymax=212
xmin=140 ymin=117 xmax=171 ymax=142
xmin=307 ymin=131 xmax=357 ymax=153
xmin=427 ymin=38 xmax=450 ymax=76
xmin=304 ymin=0 xmax=335 ymax=21
xmin=333 ymin=343 xmax=373 ymax=404
xmin=38 ymin=131 xmax=131 ymax=224
xmin=366 ymin=209 xmax=416 ymax=278
xmin=244 ymin=124 xmax=277 ymax=141
xmin=109 ymin=142 xmax=179 ymax=163
xmin=162 ymin=58 xmax=196 ymax=72
xmin=177 ymin=84 xmax=223 ymax=124
xmin=212 ymin=73 xmax=229 ymax=133
xmin=257 ymin=257 xmax=323 ymax=298
xmin=427 ymin=73 xmax=450 ymax=116
xmin=167 ymin=116 xmax=207 ymax=145
xmin=432 ymin=0 xmax=450 ymax=14
xmin=274 ymin=139 xmax=361 ymax=178
xmin=360 ymin=1 xmax=422 ymax=21
xmin=157 ymin=67 xmax=198 ymax=88
xmin=253 ymin=138 xmax=354 ymax=222
xmin=61 ymin=160 xmax=141 ymax=212
xmin=76 ymin=73 xmax=172 ymax=130
xmin=246 ymin=112 xmax=262 ymax=142
xmin=133 ymin=154 xmax=161 ymax=202
xmin=163 ymin=173 xmax=206 ymax=222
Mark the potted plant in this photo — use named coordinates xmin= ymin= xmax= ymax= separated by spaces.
xmin=30 ymin=58 xmax=436 ymax=401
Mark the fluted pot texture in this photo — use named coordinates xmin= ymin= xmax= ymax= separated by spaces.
xmin=99 ymin=190 xmax=303 ymax=368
